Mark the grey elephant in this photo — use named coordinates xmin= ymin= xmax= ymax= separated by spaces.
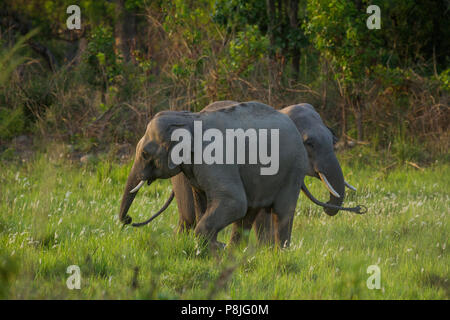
xmin=284 ymin=103 xmax=356 ymax=214
xmin=119 ymin=101 xmax=310 ymax=249
xmin=126 ymin=101 xmax=364 ymax=246
xmin=252 ymin=103 xmax=358 ymax=242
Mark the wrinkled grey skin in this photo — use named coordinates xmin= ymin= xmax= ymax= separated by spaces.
xmin=168 ymin=102 xmax=349 ymax=244
xmin=119 ymin=101 xmax=308 ymax=249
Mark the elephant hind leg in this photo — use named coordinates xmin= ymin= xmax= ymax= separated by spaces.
xmin=172 ymin=173 xmax=197 ymax=233
xmin=252 ymin=208 xmax=275 ymax=246
xmin=271 ymin=210 xmax=294 ymax=248
xmin=177 ymin=218 xmax=195 ymax=233
xmin=272 ymin=186 xmax=300 ymax=248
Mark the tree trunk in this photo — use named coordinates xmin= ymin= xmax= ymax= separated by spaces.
xmin=115 ymin=0 xmax=136 ymax=62
xmin=288 ymin=0 xmax=300 ymax=79
xmin=124 ymin=7 xmax=136 ymax=63
xmin=321 ymin=58 xmax=328 ymax=108
xmin=74 ymin=37 xmax=87 ymax=65
xmin=266 ymin=0 xmax=276 ymax=56
xmin=341 ymin=99 xmax=347 ymax=147
xmin=355 ymin=95 xmax=364 ymax=141
xmin=355 ymin=110 xmax=363 ymax=141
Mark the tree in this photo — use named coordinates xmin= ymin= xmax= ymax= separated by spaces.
xmin=214 ymin=0 xmax=307 ymax=79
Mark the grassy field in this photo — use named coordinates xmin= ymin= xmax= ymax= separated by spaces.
xmin=0 ymin=148 xmax=448 ymax=299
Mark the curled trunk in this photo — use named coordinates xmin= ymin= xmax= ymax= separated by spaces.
xmin=317 ymin=153 xmax=345 ymax=216
xmin=119 ymin=163 xmax=140 ymax=224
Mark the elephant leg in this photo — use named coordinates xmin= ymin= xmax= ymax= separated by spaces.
xmin=194 ymin=192 xmax=247 ymax=250
xmin=272 ymin=210 xmax=294 ymax=248
xmin=229 ymin=208 xmax=259 ymax=246
xmin=271 ymin=185 xmax=300 ymax=248
xmin=192 ymin=187 xmax=208 ymax=223
xmin=171 ymin=173 xmax=196 ymax=233
xmin=252 ymin=208 xmax=275 ymax=245
xmin=177 ymin=221 xmax=192 ymax=233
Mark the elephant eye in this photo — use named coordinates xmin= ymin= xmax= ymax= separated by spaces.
xmin=142 ymin=151 xmax=151 ymax=160
xmin=305 ymin=139 xmax=314 ymax=148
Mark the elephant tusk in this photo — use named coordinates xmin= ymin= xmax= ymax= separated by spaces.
xmin=318 ymin=172 xmax=341 ymax=198
xmin=345 ymin=180 xmax=357 ymax=191
xmin=130 ymin=180 xmax=145 ymax=194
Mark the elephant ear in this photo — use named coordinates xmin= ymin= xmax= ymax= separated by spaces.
xmin=163 ymin=122 xmax=192 ymax=170
xmin=326 ymin=126 xmax=339 ymax=145
xmin=143 ymin=141 xmax=158 ymax=156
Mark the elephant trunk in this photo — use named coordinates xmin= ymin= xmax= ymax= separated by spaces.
xmin=119 ymin=164 xmax=141 ymax=225
xmin=316 ymin=153 xmax=345 ymax=216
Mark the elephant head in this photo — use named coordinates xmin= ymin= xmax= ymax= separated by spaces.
xmin=119 ymin=111 xmax=191 ymax=225
xmin=281 ymin=103 xmax=355 ymax=216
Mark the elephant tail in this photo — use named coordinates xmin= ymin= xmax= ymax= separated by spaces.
xmin=131 ymin=191 xmax=175 ymax=227
xmin=301 ymin=184 xmax=367 ymax=214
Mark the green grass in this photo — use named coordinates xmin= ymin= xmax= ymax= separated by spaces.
xmin=0 ymin=150 xmax=448 ymax=299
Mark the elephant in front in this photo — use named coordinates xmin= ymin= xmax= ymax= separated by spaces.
xmin=119 ymin=101 xmax=310 ymax=249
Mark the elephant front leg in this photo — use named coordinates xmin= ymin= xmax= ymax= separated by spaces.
xmin=194 ymin=196 xmax=247 ymax=251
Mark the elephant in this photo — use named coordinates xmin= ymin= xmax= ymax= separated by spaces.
xmin=282 ymin=103 xmax=355 ymax=215
xmin=119 ymin=101 xmax=311 ymax=249
xmin=252 ymin=103 xmax=358 ymax=242
xmin=125 ymin=101 xmax=365 ymax=247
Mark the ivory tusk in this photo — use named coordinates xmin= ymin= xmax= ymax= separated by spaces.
xmin=130 ymin=180 xmax=145 ymax=194
xmin=318 ymin=172 xmax=341 ymax=198
xmin=345 ymin=181 xmax=357 ymax=191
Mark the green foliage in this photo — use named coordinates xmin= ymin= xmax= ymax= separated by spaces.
xmin=5 ymin=0 xmax=115 ymax=38
xmin=306 ymin=0 xmax=382 ymax=86
xmin=373 ymin=66 xmax=412 ymax=89
xmin=438 ymin=69 xmax=450 ymax=92
xmin=0 ymin=31 xmax=39 ymax=140
xmin=226 ymin=25 xmax=269 ymax=75
xmin=306 ymin=0 xmax=450 ymax=85
xmin=124 ymin=0 xmax=146 ymax=11
xmin=213 ymin=0 xmax=268 ymax=31
xmin=0 ymin=108 xmax=26 ymax=140
xmin=0 ymin=0 xmax=447 ymax=154
xmin=162 ymin=0 xmax=217 ymax=49
xmin=83 ymin=27 xmax=123 ymax=88
xmin=0 ymin=30 xmax=37 ymax=85
xmin=171 ymin=59 xmax=195 ymax=80
xmin=213 ymin=0 xmax=307 ymax=54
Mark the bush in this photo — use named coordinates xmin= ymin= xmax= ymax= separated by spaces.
xmin=81 ymin=27 xmax=123 ymax=90
xmin=0 ymin=107 xmax=26 ymax=140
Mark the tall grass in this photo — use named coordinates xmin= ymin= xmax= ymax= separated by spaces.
xmin=0 ymin=148 xmax=448 ymax=299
